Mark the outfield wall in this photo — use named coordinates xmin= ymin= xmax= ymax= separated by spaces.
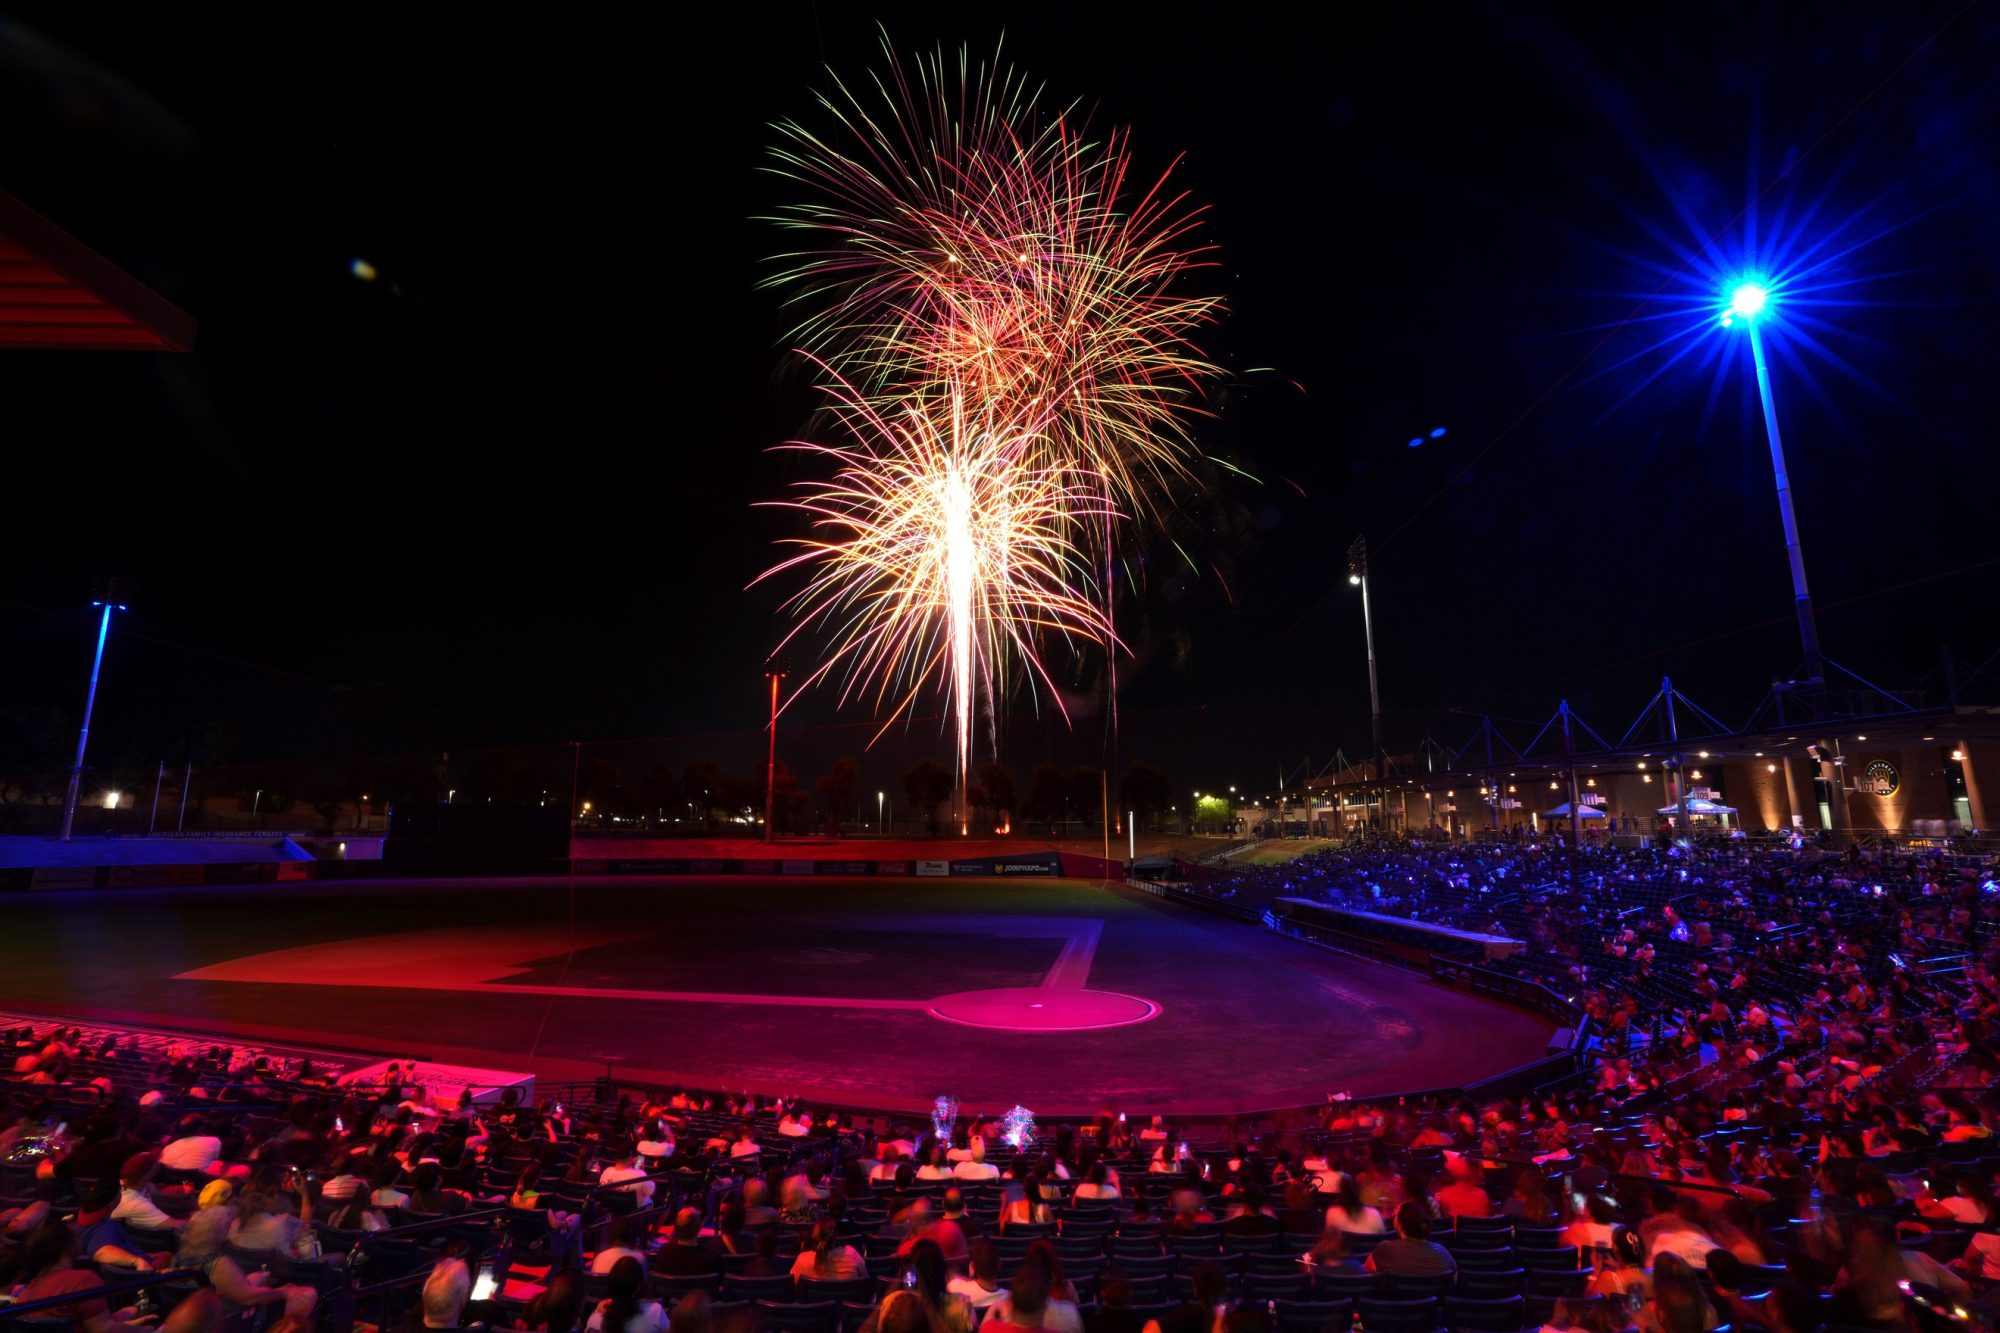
xmin=0 ymin=847 xmax=1127 ymax=891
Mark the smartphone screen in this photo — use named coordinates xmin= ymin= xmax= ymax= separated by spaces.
xmin=472 ymin=1266 xmax=499 ymax=1302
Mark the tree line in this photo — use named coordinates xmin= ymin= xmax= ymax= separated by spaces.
xmin=0 ymin=704 xmax=1180 ymax=838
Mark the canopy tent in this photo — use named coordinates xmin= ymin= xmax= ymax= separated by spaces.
xmin=1657 ymin=797 xmax=1736 ymax=816
xmin=1541 ymin=802 xmax=1606 ymax=818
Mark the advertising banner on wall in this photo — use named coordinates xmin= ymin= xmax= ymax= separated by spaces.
xmin=948 ymin=853 xmax=1061 ymax=877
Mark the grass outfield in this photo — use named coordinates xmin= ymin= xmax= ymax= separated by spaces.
xmin=0 ymin=873 xmax=1556 ymax=1116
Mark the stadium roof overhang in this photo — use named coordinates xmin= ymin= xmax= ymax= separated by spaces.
xmin=0 ymin=189 xmax=195 ymax=351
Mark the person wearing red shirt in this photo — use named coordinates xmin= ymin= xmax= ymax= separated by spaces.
xmin=1435 ymin=1167 xmax=1492 ymax=1220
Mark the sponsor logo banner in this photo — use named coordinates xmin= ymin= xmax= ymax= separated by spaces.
xmin=814 ymin=860 xmax=876 ymax=875
xmin=948 ymin=854 xmax=1060 ymax=877
xmin=780 ymin=860 xmax=816 ymax=875
xmin=915 ymin=860 xmax=951 ymax=876
xmin=995 ymin=858 xmax=1059 ymax=876
xmin=29 ymin=865 xmax=96 ymax=891
xmin=875 ymin=861 xmax=911 ymax=876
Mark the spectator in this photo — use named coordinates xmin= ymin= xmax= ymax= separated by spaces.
xmin=600 ymin=1146 xmax=656 ymax=1206
xmin=592 ymin=1217 xmax=650 ymax=1275
xmin=667 ymin=1292 xmax=712 ymax=1333
xmin=1222 ymin=1185 xmax=1280 ymax=1238
xmin=953 ymin=1139 xmax=1000 ymax=1182
xmin=986 ymin=1267 xmax=1055 ymax=1333
xmin=1644 ymin=1254 xmax=1712 ymax=1333
xmin=524 ymin=1271 xmax=587 ymax=1333
xmin=159 ymin=1117 xmax=223 ymax=1175
xmin=16 ymin=1222 xmax=162 ymax=1333
xmin=175 ymin=1207 xmax=318 ymax=1323
xmin=1434 ymin=1163 xmax=1491 ymax=1220
xmin=1365 ymin=1204 xmax=1455 ymax=1279
xmin=949 ymin=1241 xmax=1009 ymax=1316
xmin=651 ymin=1208 xmax=721 ymax=1278
xmin=1089 ymin=1276 xmax=1145 ymax=1333
xmin=422 ymin=1257 xmax=474 ymax=1331
xmin=588 ymin=1256 xmax=665 ymax=1333
xmin=1001 ymin=1176 xmax=1053 ymax=1230
xmin=790 ymin=1218 xmax=866 ymax=1281
xmin=866 ymin=1240 xmax=972 ymax=1333
xmin=1324 ymin=1175 xmax=1386 ymax=1235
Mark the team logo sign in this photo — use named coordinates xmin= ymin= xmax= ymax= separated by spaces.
xmin=1864 ymin=760 xmax=1899 ymax=798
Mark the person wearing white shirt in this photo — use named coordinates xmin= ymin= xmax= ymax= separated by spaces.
xmin=589 ymin=1219 xmax=651 ymax=1276
xmin=636 ymin=1124 xmax=675 ymax=1161
xmin=159 ymin=1121 xmax=223 ymax=1174
xmin=916 ymin=1147 xmax=954 ymax=1181
xmin=952 ymin=1141 xmax=999 ymax=1181
xmin=599 ymin=1150 xmax=656 ymax=1207
xmin=1072 ymin=1161 xmax=1119 ymax=1200
xmin=870 ymin=1150 xmax=904 ymax=1185
xmin=113 ymin=1183 xmax=181 ymax=1232
xmin=948 ymin=1244 xmax=1009 ymax=1316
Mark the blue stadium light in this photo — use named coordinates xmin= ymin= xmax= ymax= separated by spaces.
xmin=1429 ymin=426 xmax=1447 ymax=438
xmin=1406 ymin=437 xmax=1423 ymax=448
xmin=1721 ymin=278 xmax=1770 ymax=327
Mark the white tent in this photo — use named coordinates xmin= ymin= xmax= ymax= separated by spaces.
xmin=1542 ymin=802 xmax=1607 ymax=818
xmin=1657 ymin=797 xmax=1736 ymax=816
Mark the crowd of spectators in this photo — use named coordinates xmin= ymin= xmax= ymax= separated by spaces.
xmin=2 ymin=828 xmax=1998 ymax=1333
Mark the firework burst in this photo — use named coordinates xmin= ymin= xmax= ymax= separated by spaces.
xmin=759 ymin=39 xmax=1220 ymax=811
xmin=765 ymin=39 xmax=1224 ymax=529
xmin=757 ymin=375 xmax=1120 ymax=798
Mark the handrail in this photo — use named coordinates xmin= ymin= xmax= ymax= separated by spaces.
xmin=345 ymin=1206 xmax=514 ymax=1310
xmin=0 ymin=1267 xmax=205 ymax=1320
xmin=354 ymin=1205 xmax=511 ymax=1245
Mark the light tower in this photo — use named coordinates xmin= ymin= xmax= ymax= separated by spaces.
xmin=1347 ymin=536 xmax=1384 ymax=833
xmin=1721 ymin=279 xmax=1827 ymax=711
xmin=58 ymin=578 xmax=134 ymax=841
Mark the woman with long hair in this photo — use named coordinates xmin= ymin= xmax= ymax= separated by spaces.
xmin=991 ymin=1240 xmax=1080 ymax=1331
xmin=866 ymin=1239 xmax=973 ymax=1333
xmin=789 ymin=1218 xmax=866 ymax=1281
xmin=587 ymin=1256 xmax=664 ymax=1333
xmin=1324 ymin=1174 xmax=1385 ymax=1235
xmin=524 ymin=1270 xmax=586 ymax=1333
xmin=1586 ymin=1227 xmax=1652 ymax=1318
xmin=1642 ymin=1253 xmax=1713 ymax=1333
xmin=1505 ymin=1168 xmax=1554 ymax=1225
xmin=1001 ymin=1176 xmax=1053 ymax=1231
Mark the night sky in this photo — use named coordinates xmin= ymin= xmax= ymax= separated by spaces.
xmin=3 ymin=3 xmax=1997 ymax=794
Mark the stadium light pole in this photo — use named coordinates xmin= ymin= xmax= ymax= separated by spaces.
xmin=59 ymin=583 xmax=131 ymax=842
xmin=1347 ymin=536 xmax=1384 ymax=835
xmin=1721 ymin=280 xmax=1827 ymax=713
xmin=763 ymin=662 xmax=786 ymax=843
